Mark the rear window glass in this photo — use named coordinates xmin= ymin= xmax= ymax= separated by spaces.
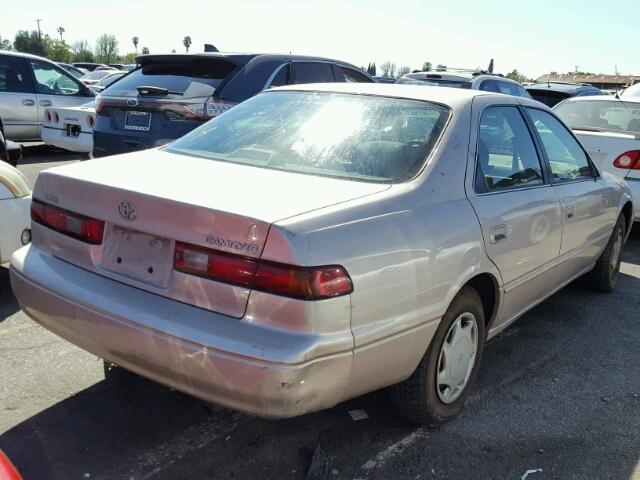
xmin=102 ymin=60 xmax=237 ymax=98
xmin=527 ymin=89 xmax=570 ymax=107
xmin=396 ymin=77 xmax=472 ymax=89
xmin=554 ymin=100 xmax=640 ymax=134
xmin=165 ymin=91 xmax=450 ymax=183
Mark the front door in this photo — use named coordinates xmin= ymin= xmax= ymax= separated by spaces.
xmin=525 ymin=108 xmax=616 ymax=279
xmin=466 ymin=100 xmax=563 ymax=324
xmin=0 ymin=54 xmax=38 ymax=140
xmin=28 ymin=59 xmax=92 ymax=137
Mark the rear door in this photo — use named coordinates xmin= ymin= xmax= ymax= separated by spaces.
xmin=525 ymin=107 xmax=616 ymax=280
xmin=466 ymin=98 xmax=562 ymax=324
xmin=28 ymin=59 xmax=94 ymax=136
xmin=0 ymin=54 xmax=38 ymax=140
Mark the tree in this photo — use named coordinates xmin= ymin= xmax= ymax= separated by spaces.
xmin=0 ymin=35 xmax=12 ymax=51
xmin=95 ymin=34 xmax=119 ymax=64
xmin=47 ymin=39 xmax=71 ymax=62
xmin=57 ymin=26 xmax=65 ymax=42
xmin=71 ymin=40 xmax=94 ymax=62
xmin=380 ymin=61 xmax=396 ymax=78
xmin=366 ymin=62 xmax=377 ymax=76
xmin=171 ymin=49 xmax=176 ymax=53
xmin=141 ymin=46 xmax=149 ymax=55
xmin=436 ymin=64 xmax=447 ymax=72
xmin=183 ymin=35 xmax=192 ymax=52
xmin=506 ymin=69 xmax=528 ymax=83
xmin=422 ymin=61 xmax=432 ymax=72
xmin=14 ymin=30 xmax=46 ymax=56
xmin=397 ymin=65 xmax=411 ymax=78
xmin=132 ymin=36 xmax=139 ymax=53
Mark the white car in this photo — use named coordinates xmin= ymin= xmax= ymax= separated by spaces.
xmin=0 ymin=161 xmax=31 ymax=264
xmin=621 ymin=83 xmax=640 ymax=97
xmin=41 ymin=102 xmax=96 ymax=154
xmin=554 ymin=96 xmax=640 ymax=220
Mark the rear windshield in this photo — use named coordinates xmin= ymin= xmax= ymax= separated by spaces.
xmin=528 ymin=89 xmax=571 ymax=107
xmin=397 ymin=77 xmax=472 ymax=89
xmin=165 ymin=91 xmax=450 ymax=183
xmin=554 ymin=99 xmax=640 ymax=134
xmin=102 ymin=59 xmax=237 ymax=98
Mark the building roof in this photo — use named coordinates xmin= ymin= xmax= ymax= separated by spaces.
xmin=536 ymin=73 xmax=640 ymax=87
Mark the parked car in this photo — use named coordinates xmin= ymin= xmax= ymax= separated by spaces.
xmin=0 ymin=450 xmax=23 ymax=480
xmin=122 ymin=63 xmax=137 ymax=72
xmin=621 ymin=83 xmax=640 ymax=97
xmin=41 ymin=101 xmax=95 ymax=154
xmin=80 ymin=69 xmax=119 ymax=87
xmin=526 ymin=82 xmax=603 ymax=107
xmin=0 ymin=51 xmax=95 ymax=142
xmin=72 ymin=62 xmax=108 ymax=72
xmin=373 ymin=76 xmax=397 ymax=84
xmin=554 ymin=95 xmax=640 ymax=221
xmin=92 ymin=52 xmax=374 ymax=157
xmin=0 ymin=158 xmax=31 ymax=265
xmin=57 ymin=63 xmax=87 ymax=78
xmin=396 ymin=71 xmax=533 ymax=98
xmin=10 ymin=84 xmax=633 ymax=424
xmin=0 ymin=127 xmax=24 ymax=167
xmin=108 ymin=63 xmax=124 ymax=70
xmin=90 ymin=71 xmax=126 ymax=93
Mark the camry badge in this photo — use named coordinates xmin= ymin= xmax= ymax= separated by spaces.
xmin=118 ymin=201 xmax=136 ymax=221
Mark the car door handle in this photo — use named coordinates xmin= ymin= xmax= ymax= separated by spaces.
xmin=490 ymin=225 xmax=509 ymax=244
xmin=39 ymin=100 xmax=52 ymax=107
xmin=22 ymin=99 xmax=35 ymax=106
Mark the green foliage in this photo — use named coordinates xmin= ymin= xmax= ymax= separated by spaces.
xmin=71 ymin=40 xmax=94 ymax=62
xmin=506 ymin=69 xmax=529 ymax=83
xmin=132 ymin=36 xmax=139 ymax=52
xmin=488 ymin=58 xmax=494 ymax=73
xmin=47 ymin=39 xmax=71 ymax=62
xmin=14 ymin=30 xmax=46 ymax=56
xmin=380 ymin=61 xmax=396 ymax=78
xmin=122 ymin=52 xmax=137 ymax=63
xmin=366 ymin=62 xmax=376 ymax=76
xmin=422 ymin=61 xmax=432 ymax=72
xmin=0 ymin=35 xmax=12 ymax=50
xmin=95 ymin=33 xmax=119 ymax=64
xmin=141 ymin=46 xmax=149 ymax=55
xmin=183 ymin=36 xmax=192 ymax=52
xmin=397 ymin=65 xmax=411 ymax=78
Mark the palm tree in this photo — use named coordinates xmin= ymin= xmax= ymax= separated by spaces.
xmin=183 ymin=36 xmax=192 ymax=53
xmin=132 ymin=36 xmax=139 ymax=53
xmin=57 ymin=26 xmax=65 ymax=42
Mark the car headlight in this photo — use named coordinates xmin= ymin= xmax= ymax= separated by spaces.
xmin=0 ymin=164 xmax=30 ymax=198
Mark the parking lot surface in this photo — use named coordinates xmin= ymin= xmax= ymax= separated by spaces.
xmin=1 ymin=146 xmax=639 ymax=480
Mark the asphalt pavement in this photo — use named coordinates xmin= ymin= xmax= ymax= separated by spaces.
xmin=1 ymin=145 xmax=639 ymax=480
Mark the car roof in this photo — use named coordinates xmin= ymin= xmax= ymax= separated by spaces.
xmin=0 ymin=50 xmax=57 ymax=63
xmin=268 ymin=82 xmax=501 ymax=107
xmin=558 ymin=95 xmax=640 ymax=104
xmin=526 ymin=82 xmax=600 ymax=93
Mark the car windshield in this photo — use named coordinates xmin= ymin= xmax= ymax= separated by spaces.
xmin=396 ymin=77 xmax=472 ymax=89
xmin=554 ymin=99 xmax=640 ymax=134
xmin=102 ymin=59 xmax=237 ymax=98
xmin=165 ymin=91 xmax=450 ymax=183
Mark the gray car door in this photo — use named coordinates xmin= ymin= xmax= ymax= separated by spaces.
xmin=525 ymin=107 xmax=617 ymax=280
xmin=466 ymin=98 xmax=563 ymax=325
xmin=28 ymin=59 xmax=93 ymax=137
xmin=0 ymin=55 xmax=38 ymax=140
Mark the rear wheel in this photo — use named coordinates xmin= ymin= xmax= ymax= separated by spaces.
xmin=389 ymin=286 xmax=486 ymax=424
xmin=588 ymin=216 xmax=625 ymax=293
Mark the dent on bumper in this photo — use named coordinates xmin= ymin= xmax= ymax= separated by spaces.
xmin=9 ymin=245 xmax=352 ymax=418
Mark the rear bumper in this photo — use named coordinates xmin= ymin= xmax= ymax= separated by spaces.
xmin=624 ymin=177 xmax=640 ymax=220
xmin=42 ymin=126 xmax=93 ymax=153
xmin=0 ymin=195 xmax=31 ymax=264
xmin=9 ymin=245 xmax=352 ymax=418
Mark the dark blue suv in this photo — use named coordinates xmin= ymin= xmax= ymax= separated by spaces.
xmin=525 ymin=82 xmax=603 ymax=107
xmin=93 ymin=53 xmax=374 ymax=157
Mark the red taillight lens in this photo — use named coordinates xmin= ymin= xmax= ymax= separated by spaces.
xmin=31 ymin=200 xmax=104 ymax=244
xmin=87 ymin=115 xmax=95 ymax=128
xmin=613 ymin=150 xmax=640 ymax=170
xmin=0 ymin=450 xmax=22 ymax=480
xmin=174 ymin=242 xmax=353 ymax=300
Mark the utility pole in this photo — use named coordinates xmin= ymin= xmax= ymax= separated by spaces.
xmin=574 ymin=65 xmax=579 ymax=73
xmin=615 ymin=65 xmax=619 ymax=75
xmin=35 ymin=19 xmax=43 ymax=42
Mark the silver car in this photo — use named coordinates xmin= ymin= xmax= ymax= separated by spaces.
xmin=0 ymin=51 xmax=95 ymax=141
xmin=10 ymin=84 xmax=633 ymax=423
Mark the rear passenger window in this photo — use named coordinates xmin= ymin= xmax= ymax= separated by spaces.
xmin=290 ymin=63 xmax=335 ymax=84
xmin=340 ymin=67 xmax=372 ymax=83
xmin=480 ymin=79 xmax=519 ymax=97
xmin=269 ymin=64 xmax=289 ymax=87
xmin=526 ymin=108 xmax=594 ymax=182
xmin=0 ymin=55 xmax=33 ymax=93
xmin=476 ymin=106 xmax=544 ymax=193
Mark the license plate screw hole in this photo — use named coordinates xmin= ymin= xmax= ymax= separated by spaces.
xmin=116 ymin=257 xmax=122 ymax=264
xmin=148 ymin=267 xmax=154 ymax=274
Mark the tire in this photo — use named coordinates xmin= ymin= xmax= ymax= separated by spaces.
xmin=587 ymin=215 xmax=625 ymax=293
xmin=389 ymin=286 xmax=486 ymax=424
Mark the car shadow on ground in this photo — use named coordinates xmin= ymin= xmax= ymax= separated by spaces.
xmin=0 ymin=267 xmax=20 ymax=320
xmin=16 ymin=143 xmax=85 ymax=166
xmin=1 ymin=246 xmax=640 ymax=479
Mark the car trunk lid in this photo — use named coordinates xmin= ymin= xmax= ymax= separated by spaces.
xmin=572 ymin=129 xmax=640 ymax=179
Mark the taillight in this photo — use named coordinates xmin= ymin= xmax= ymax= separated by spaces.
xmin=87 ymin=115 xmax=95 ymax=128
xmin=95 ymin=97 xmax=105 ymax=113
xmin=54 ymin=112 xmax=59 ymax=123
xmin=45 ymin=111 xmax=51 ymax=123
xmin=31 ymin=200 xmax=104 ymax=244
xmin=174 ymin=241 xmax=353 ymax=300
xmin=613 ymin=150 xmax=640 ymax=170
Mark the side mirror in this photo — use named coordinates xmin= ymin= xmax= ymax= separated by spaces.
xmin=4 ymin=140 xmax=23 ymax=167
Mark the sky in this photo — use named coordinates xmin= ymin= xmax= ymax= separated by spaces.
xmin=3 ymin=0 xmax=639 ymax=79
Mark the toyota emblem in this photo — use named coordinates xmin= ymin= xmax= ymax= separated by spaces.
xmin=118 ymin=201 xmax=136 ymax=221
